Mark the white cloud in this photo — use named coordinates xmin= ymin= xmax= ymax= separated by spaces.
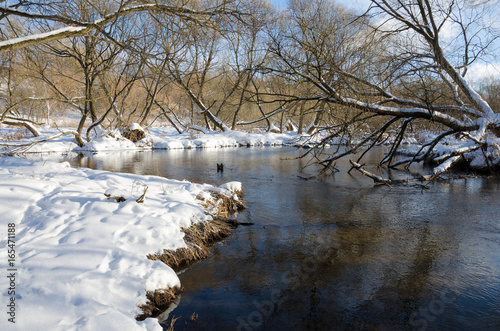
xmin=467 ymin=62 xmax=500 ymax=82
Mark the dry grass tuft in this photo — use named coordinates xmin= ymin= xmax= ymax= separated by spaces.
xmin=123 ymin=129 xmax=145 ymax=142
xmin=148 ymin=244 xmax=210 ymax=271
xmin=197 ymin=191 xmax=246 ymax=219
xmin=233 ymin=189 xmax=244 ymax=199
xmin=0 ymin=128 xmax=31 ymax=141
xmin=136 ymin=288 xmax=182 ymax=321
xmin=147 ymin=219 xmax=236 ymax=271
xmin=166 ymin=316 xmax=181 ymax=331
xmin=213 ymin=192 xmax=246 ymax=217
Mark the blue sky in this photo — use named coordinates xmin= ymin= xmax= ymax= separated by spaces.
xmin=268 ymin=0 xmax=372 ymax=13
xmin=268 ymin=0 xmax=286 ymax=9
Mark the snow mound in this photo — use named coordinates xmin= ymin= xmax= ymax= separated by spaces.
xmin=219 ymin=181 xmax=243 ymax=194
xmin=129 ymin=123 xmax=144 ymax=132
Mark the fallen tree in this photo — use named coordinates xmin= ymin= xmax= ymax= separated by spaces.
xmin=267 ymin=0 xmax=500 ymax=178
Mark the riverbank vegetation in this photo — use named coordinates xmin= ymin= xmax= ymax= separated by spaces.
xmin=0 ymin=0 xmax=499 ymax=177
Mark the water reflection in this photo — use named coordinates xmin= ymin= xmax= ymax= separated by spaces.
xmin=66 ymin=147 xmax=500 ymax=330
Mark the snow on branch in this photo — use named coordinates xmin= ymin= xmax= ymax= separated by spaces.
xmin=423 ymin=156 xmax=462 ymax=181
xmin=1 ymin=117 xmax=41 ymax=137
xmin=0 ymin=26 xmax=91 ymax=53
xmin=0 ymin=3 xmax=241 ymax=53
xmin=190 ymin=125 xmax=209 ymax=134
xmin=433 ymin=145 xmax=482 ymax=164
xmin=334 ymin=95 xmax=479 ymax=133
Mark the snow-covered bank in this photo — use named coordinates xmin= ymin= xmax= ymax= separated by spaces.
xmin=2 ymin=124 xmax=500 ymax=173
xmin=0 ymin=125 xmax=303 ymax=154
xmin=0 ymin=157 xmax=242 ymax=330
xmin=397 ymin=131 xmax=500 ymax=171
xmin=150 ymin=127 xmax=301 ymax=149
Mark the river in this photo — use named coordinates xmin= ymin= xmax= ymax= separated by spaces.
xmin=67 ymin=146 xmax=500 ymax=330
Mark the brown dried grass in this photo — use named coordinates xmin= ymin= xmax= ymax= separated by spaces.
xmin=0 ymin=128 xmax=31 ymax=141
xmin=147 ymin=219 xmax=236 ymax=271
xmin=123 ymin=129 xmax=145 ymax=142
xmin=197 ymin=191 xmax=246 ymax=219
xmin=165 ymin=316 xmax=181 ymax=331
xmin=136 ymin=287 xmax=182 ymax=321
xmin=138 ymin=220 xmax=236 ymax=320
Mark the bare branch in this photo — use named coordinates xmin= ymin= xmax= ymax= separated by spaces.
xmin=0 ymin=2 xmax=243 ymax=53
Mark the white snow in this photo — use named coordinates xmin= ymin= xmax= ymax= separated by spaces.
xmin=0 ymin=124 xmax=304 ymax=330
xmin=129 ymin=123 xmax=144 ymax=132
xmin=0 ymin=156 xmax=242 ymax=330
xmin=433 ymin=155 xmax=461 ymax=175
xmin=0 ymin=126 xmax=302 ymax=154
xmin=396 ymin=130 xmax=500 ymax=170
xmin=1 ymin=124 xmax=499 ymax=171
xmin=219 ymin=181 xmax=243 ymax=194
xmin=150 ymin=127 xmax=299 ymax=149
xmin=0 ymin=122 xmax=499 ymax=329
xmin=81 ymin=134 xmax=145 ymax=152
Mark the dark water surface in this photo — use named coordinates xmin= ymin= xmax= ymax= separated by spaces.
xmin=68 ymin=147 xmax=500 ymax=330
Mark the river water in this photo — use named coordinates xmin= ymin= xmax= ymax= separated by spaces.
xmin=67 ymin=146 xmax=500 ymax=330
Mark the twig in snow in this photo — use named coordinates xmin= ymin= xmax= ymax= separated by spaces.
xmin=136 ymin=187 xmax=148 ymax=203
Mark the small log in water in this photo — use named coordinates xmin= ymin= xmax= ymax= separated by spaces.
xmin=349 ymin=160 xmax=392 ymax=186
xmin=349 ymin=160 xmax=433 ymax=187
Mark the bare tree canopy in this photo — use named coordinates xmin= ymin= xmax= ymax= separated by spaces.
xmin=266 ymin=0 xmax=500 ymax=176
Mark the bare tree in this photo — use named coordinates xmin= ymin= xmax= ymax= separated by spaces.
xmin=221 ymin=0 xmax=272 ymax=130
xmin=21 ymin=1 xmax=134 ymax=146
xmin=268 ymin=0 xmax=500 ymax=177
xmin=0 ymin=0 xmax=243 ymax=145
xmin=162 ymin=12 xmax=231 ymax=132
xmin=0 ymin=51 xmax=42 ymax=136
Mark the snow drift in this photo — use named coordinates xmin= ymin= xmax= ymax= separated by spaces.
xmin=0 ymin=157 xmax=242 ymax=330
